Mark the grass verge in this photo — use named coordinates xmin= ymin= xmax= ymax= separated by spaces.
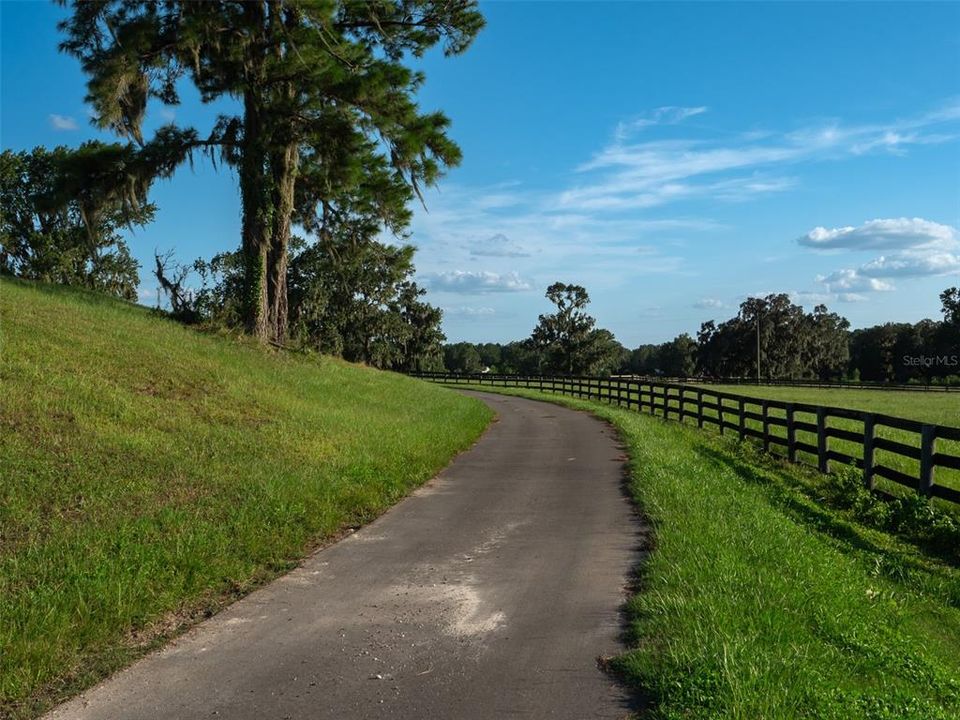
xmin=453 ymin=384 xmax=960 ymax=720
xmin=0 ymin=279 xmax=492 ymax=718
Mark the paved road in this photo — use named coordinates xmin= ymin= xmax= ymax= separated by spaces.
xmin=47 ymin=392 xmax=642 ymax=720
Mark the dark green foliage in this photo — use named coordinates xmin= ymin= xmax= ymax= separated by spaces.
xmin=529 ymin=282 xmax=626 ymax=375
xmin=850 ymin=309 xmax=958 ymax=383
xmin=166 ymin=235 xmax=446 ymax=371
xmin=828 ymin=464 xmax=960 ymax=562
xmin=287 ymin=238 xmax=445 ymax=371
xmin=696 ymin=294 xmax=850 ymax=380
xmin=941 ymin=287 xmax=960 ymax=327
xmin=444 ymin=342 xmax=484 ymax=373
xmin=656 ymin=333 xmax=697 ymax=377
xmin=0 ymin=144 xmax=150 ymax=300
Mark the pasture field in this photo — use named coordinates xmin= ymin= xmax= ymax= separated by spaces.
xmin=0 ymin=279 xmax=492 ymax=718
xmin=449 ymin=384 xmax=960 ymax=720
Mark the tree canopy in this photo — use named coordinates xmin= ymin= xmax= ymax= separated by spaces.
xmin=0 ymin=144 xmax=151 ymax=300
xmin=58 ymin=0 xmax=484 ymax=342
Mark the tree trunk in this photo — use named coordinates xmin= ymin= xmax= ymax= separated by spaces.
xmin=266 ymin=141 xmax=298 ymax=344
xmin=239 ymin=1 xmax=271 ymax=341
xmin=262 ymin=2 xmax=300 ymax=345
xmin=240 ymin=95 xmax=271 ymax=342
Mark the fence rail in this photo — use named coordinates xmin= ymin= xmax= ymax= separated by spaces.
xmin=622 ymin=376 xmax=960 ymax=393
xmin=411 ymin=372 xmax=960 ymax=506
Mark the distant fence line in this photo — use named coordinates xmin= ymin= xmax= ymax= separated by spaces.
xmin=623 ymin=376 xmax=960 ymax=393
xmin=411 ymin=372 xmax=960 ymax=507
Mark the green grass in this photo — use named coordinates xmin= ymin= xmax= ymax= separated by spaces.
xmin=451 ymin=384 xmax=960 ymax=719
xmin=0 ymin=279 xmax=492 ymax=719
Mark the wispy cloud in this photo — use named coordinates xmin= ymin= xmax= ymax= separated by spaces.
xmin=408 ymin=183 xmax=705 ymax=292
xmin=444 ymin=305 xmax=497 ymax=317
xmin=615 ymin=106 xmax=709 ymax=140
xmin=49 ymin=114 xmax=78 ymax=131
xmin=423 ymin=270 xmax=534 ymax=294
xmin=564 ymin=102 xmax=960 ymax=213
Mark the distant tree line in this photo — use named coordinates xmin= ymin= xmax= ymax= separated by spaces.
xmin=444 ymin=287 xmax=960 ymax=384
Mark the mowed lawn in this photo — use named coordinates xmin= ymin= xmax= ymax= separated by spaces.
xmin=0 ymin=279 xmax=492 ymax=718
xmin=456 ymin=385 xmax=960 ymax=720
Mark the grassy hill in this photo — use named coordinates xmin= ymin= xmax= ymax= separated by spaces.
xmin=0 ymin=279 xmax=492 ymax=718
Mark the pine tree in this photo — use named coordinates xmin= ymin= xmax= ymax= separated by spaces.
xmin=59 ymin=0 xmax=483 ymax=342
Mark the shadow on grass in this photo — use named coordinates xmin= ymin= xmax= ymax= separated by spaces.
xmin=692 ymin=441 xmax=960 ymax=608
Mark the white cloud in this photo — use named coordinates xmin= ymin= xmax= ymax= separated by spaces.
xmin=693 ymin=298 xmax=725 ymax=309
xmin=49 ymin=114 xmax=78 ymax=131
xmin=423 ymin=270 xmax=534 ymax=294
xmin=798 ymin=218 xmax=957 ymax=251
xmin=805 ymin=218 xmax=960 ymax=297
xmin=468 ymin=233 xmax=530 ymax=258
xmin=860 ymin=251 xmax=960 ymax=278
xmin=816 ymin=269 xmax=895 ymax=293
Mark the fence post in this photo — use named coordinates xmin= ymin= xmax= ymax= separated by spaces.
xmin=697 ymin=390 xmax=704 ymax=428
xmin=786 ymin=403 xmax=796 ymax=463
xmin=817 ymin=407 xmax=829 ymax=474
xmin=738 ymin=398 xmax=746 ymax=441
xmin=862 ymin=414 xmax=875 ymax=491
xmin=718 ymin=398 xmax=724 ymax=436
xmin=761 ymin=401 xmax=770 ymax=453
xmin=919 ymin=424 xmax=936 ymax=497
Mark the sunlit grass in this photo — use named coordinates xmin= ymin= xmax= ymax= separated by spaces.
xmin=0 ymin=278 xmax=492 ymax=718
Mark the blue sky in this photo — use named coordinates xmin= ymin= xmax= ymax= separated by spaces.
xmin=2 ymin=1 xmax=959 ymax=346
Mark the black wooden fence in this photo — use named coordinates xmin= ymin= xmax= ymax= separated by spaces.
xmin=411 ymin=372 xmax=960 ymax=507
xmin=656 ymin=376 xmax=960 ymax=393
